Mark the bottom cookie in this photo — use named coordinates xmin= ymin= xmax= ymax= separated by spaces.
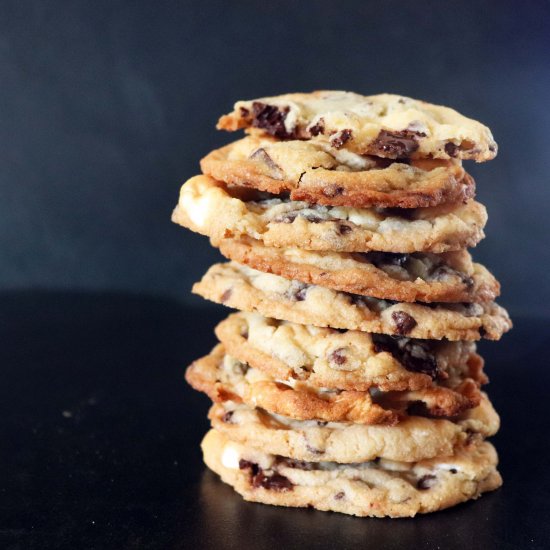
xmin=201 ymin=429 xmax=502 ymax=518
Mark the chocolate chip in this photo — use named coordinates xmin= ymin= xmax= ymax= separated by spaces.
xmin=479 ymin=326 xmax=487 ymax=338
xmin=220 ymin=288 xmax=232 ymax=303
xmin=323 ymin=184 xmax=345 ymax=198
xmin=328 ymin=348 xmax=347 ymax=365
xmin=371 ymin=130 xmax=421 ymax=157
xmin=252 ymin=471 xmax=294 ymax=491
xmin=308 ymin=118 xmax=325 ymax=136
xmin=251 ymin=102 xmax=294 ymax=139
xmin=306 ymin=443 xmax=324 ymax=454
xmin=450 ymin=468 xmax=457 ymax=474
xmin=488 ymin=144 xmax=496 ymax=152
xmin=330 ymin=129 xmax=353 ymax=149
xmin=337 ymin=223 xmax=352 ymax=235
xmin=445 ymin=142 xmax=458 ymax=158
xmin=285 ymin=282 xmax=309 ymax=302
xmin=280 ymin=458 xmax=313 ymax=470
xmin=391 ymin=311 xmax=417 ymax=335
xmin=273 ymin=211 xmax=322 ymax=224
xmin=368 ymin=252 xmax=409 ymax=268
xmin=239 ymin=106 xmax=250 ymax=117
xmin=241 ymin=461 xmax=293 ymax=491
xmin=417 ymin=474 xmax=436 ymax=490
xmin=379 ymin=207 xmax=416 ymax=220
xmin=249 ymin=148 xmax=283 ymax=175
xmin=334 ymin=492 xmax=345 ymax=500
xmin=372 ymin=334 xmax=439 ymax=379
xmin=239 ymin=459 xmax=258 ymax=473
xmin=316 ymin=421 xmax=328 ymax=427
xmin=221 ymin=411 xmax=234 ymax=423
xmin=273 ymin=212 xmax=297 ymax=224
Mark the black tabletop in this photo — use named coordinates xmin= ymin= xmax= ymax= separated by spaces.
xmin=1 ymin=291 xmax=548 ymax=550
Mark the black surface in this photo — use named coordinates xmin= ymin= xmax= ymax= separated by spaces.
xmin=0 ymin=1 xmax=549 ymax=316
xmin=1 ymin=291 xmax=548 ymax=549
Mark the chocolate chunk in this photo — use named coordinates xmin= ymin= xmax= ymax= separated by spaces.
xmin=406 ymin=400 xmax=430 ymax=417
xmin=239 ymin=459 xmax=258 ymax=474
xmin=334 ymin=492 xmax=345 ymax=500
xmin=328 ymin=348 xmax=347 ymax=365
xmin=252 ymin=471 xmax=294 ymax=491
xmin=372 ymin=334 xmax=439 ymax=379
xmin=416 ymin=474 xmax=436 ymax=490
xmin=251 ymin=102 xmax=293 ymax=139
xmin=445 ymin=142 xmax=458 ymax=158
xmin=241 ymin=460 xmax=293 ymax=491
xmin=368 ymin=251 xmax=409 ymax=268
xmin=330 ymin=129 xmax=353 ymax=149
xmin=221 ymin=411 xmax=234 ymax=423
xmin=285 ymin=282 xmax=309 ymax=302
xmin=249 ymin=147 xmax=283 ymax=175
xmin=379 ymin=207 xmax=416 ymax=220
xmin=308 ymin=118 xmax=325 ymax=136
xmin=337 ymin=223 xmax=352 ymax=235
xmin=391 ymin=311 xmax=417 ymax=335
xmin=371 ymin=130 xmax=421 ymax=157
xmin=220 ymin=288 xmax=232 ymax=303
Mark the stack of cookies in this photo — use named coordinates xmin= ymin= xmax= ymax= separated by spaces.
xmin=173 ymin=91 xmax=512 ymax=517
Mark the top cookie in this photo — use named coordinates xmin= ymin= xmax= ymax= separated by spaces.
xmin=217 ymin=91 xmax=497 ymax=162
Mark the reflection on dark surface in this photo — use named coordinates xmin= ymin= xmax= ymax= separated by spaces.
xmin=196 ymin=469 xmax=503 ymax=550
xmin=0 ymin=292 xmax=547 ymax=549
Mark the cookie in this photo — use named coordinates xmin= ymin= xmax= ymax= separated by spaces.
xmin=217 ymin=91 xmax=497 ymax=162
xmin=172 ymin=175 xmax=487 ymax=253
xmin=209 ymin=394 xmax=499 ymax=463
xmin=215 ymin=312 xmax=487 ymax=392
xmin=192 ymin=263 xmax=512 ymax=341
xmin=186 ymin=344 xmax=481 ymax=423
xmin=200 ymin=136 xmax=476 ymax=208
xmin=216 ymin=236 xmax=499 ymax=303
xmin=201 ymin=429 xmax=502 ymax=517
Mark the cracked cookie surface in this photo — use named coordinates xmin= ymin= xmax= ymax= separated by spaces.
xmin=201 ymin=429 xmax=501 ymax=517
xmin=172 ymin=175 xmax=487 ymax=253
xmin=192 ymin=262 xmax=512 ymax=341
xmin=217 ymin=91 xmax=497 ymax=162
xmin=201 ymin=136 xmax=475 ymax=208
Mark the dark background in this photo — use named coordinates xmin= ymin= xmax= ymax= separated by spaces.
xmin=1 ymin=0 xmax=549 ymax=315
xmin=2 ymin=2 xmax=550 ymax=548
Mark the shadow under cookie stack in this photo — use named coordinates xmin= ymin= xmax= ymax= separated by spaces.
xmin=173 ymin=91 xmax=512 ymax=518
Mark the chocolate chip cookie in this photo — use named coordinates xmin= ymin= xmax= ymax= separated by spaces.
xmin=192 ymin=262 xmax=512 ymax=341
xmin=217 ymin=91 xmax=497 ymax=162
xmin=201 ymin=429 xmax=501 ymax=517
xmin=201 ymin=136 xmax=475 ymax=208
xmin=173 ymin=175 xmax=487 ymax=253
